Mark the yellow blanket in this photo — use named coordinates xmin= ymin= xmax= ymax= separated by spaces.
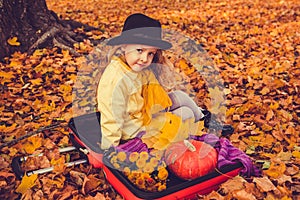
xmin=141 ymin=83 xmax=196 ymax=150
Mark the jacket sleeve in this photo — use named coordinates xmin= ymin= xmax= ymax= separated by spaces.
xmin=97 ymin=73 xmax=128 ymax=149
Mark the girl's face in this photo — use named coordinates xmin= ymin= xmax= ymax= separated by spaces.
xmin=122 ymin=44 xmax=158 ymax=72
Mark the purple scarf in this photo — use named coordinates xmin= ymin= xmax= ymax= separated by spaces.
xmin=190 ymin=134 xmax=261 ymax=177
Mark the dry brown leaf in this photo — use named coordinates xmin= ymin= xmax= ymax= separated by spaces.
xmin=253 ymin=176 xmax=278 ymax=193
xmin=85 ymin=193 xmax=107 ymax=200
xmin=0 ymin=157 xmax=10 ymax=170
xmin=82 ymin=174 xmax=101 ymax=195
xmin=218 ymin=176 xmax=246 ymax=194
xmin=276 ymin=174 xmax=293 ymax=185
xmin=285 ymin=164 xmax=299 ymax=176
xmin=69 ymin=170 xmax=86 ymax=186
xmin=244 ymin=182 xmax=265 ymax=199
xmin=231 ymin=189 xmax=256 ymax=200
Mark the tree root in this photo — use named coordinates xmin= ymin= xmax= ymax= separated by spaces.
xmin=53 ymin=37 xmax=80 ymax=56
xmin=28 ymin=26 xmax=60 ymax=54
xmin=27 ymin=19 xmax=98 ymax=56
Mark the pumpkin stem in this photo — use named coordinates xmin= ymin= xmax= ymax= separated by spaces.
xmin=183 ymin=140 xmax=196 ymax=152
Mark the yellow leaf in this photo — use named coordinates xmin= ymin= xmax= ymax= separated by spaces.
xmin=30 ymin=78 xmax=43 ymax=85
xmin=67 ymin=74 xmax=77 ymax=81
xmin=277 ymin=151 xmax=292 ymax=161
xmin=59 ymin=84 xmax=72 ymax=94
xmin=79 ymin=99 xmax=90 ymax=107
xmin=265 ymin=161 xmax=286 ymax=178
xmin=0 ymin=71 xmax=14 ymax=79
xmin=224 ymin=88 xmax=231 ymax=95
xmin=270 ymin=102 xmax=279 ymax=110
xmin=261 ymin=124 xmax=273 ymax=131
xmin=16 ymin=174 xmax=38 ymax=194
xmin=266 ymin=109 xmax=274 ymax=121
xmin=51 ymin=157 xmax=66 ymax=173
xmin=7 ymin=37 xmax=21 ymax=46
xmin=260 ymin=87 xmax=270 ymax=95
xmin=208 ymin=86 xmax=225 ymax=113
xmin=292 ymin=151 xmax=300 ymax=159
xmin=178 ymin=59 xmax=189 ymax=70
xmin=9 ymin=60 xmax=22 ymax=67
xmin=226 ymin=107 xmax=235 ymax=117
xmin=33 ymin=49 xmax=45 ymax=57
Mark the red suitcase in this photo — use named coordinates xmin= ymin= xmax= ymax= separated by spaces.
xmin=68 ymin=112 xmax=242 ymax=200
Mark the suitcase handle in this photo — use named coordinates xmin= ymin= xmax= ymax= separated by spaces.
xmin=12 ymin=156 xmax=25 ymax=180
xmin=11 ymin=146 xmax=78 ymax=180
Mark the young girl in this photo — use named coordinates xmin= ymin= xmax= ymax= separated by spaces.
xmin=97 ymin=13 xmax=231 ymax=150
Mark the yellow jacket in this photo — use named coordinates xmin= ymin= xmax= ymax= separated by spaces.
xmin=97 ymin=57 xmax=172 ymax=149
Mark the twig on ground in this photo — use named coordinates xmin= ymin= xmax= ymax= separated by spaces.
xmin=0 ymin=122 xmax=66 ymax=150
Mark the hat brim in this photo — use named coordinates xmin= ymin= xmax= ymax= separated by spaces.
xmin=106 ymin=35 xmax=172 ymax=50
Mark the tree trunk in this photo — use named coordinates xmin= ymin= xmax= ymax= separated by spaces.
xmin=0 ymin=0 xmax=96 ymax=60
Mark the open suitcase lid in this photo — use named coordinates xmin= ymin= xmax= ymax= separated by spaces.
xmin=68 ymin=112 xmax=103 ymax=154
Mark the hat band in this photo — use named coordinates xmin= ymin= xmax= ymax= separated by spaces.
xmin=131 ymin=33 xmax=161 ymax=40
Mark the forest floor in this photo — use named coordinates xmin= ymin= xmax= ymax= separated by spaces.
xmin=0 ymin=0 xmax=299 ymax=199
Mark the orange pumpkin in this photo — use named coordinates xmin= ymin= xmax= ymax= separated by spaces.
xmin=164 ymin=140 xmax=218 ymax=180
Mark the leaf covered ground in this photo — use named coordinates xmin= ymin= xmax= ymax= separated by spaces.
xmin=0 ymin=0 xmax=300 ymax=199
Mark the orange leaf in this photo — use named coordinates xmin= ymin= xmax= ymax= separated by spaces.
xmin=265 ymin=160 xmax=286 ymax=178
xmin=29 ymin=78 xmax=43 ymax=85
xmin=24 ymin=136 xmax=43 ymax=154
xmin=0 ymin=71 xmax=15 ymax=79
xmin=266 ymin=109 xmax=274 ymax=121
xmin=260 ymin=87 xmax=270 ymax=95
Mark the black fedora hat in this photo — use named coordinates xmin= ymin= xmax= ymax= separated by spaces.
xmin=107 ymin=13 xmax=172 ymax=50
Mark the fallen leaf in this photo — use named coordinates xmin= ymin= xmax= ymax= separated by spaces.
xmin=265 ymin=159 xmax=286 ymax=178
xmin=23 ymin=136 xmax=43 ymax=154
xmin=0 ymin=157 xmax=10 ymax=170
xmin=218 ymin=176 xmax=246 ymax=194
xmin=253 ymin=176 xmax=278 ymax=193
xmin=85 ymin=192 xmax=106 ymax=200
xmin=82 ymin=174 xmax=101 ymax=195
xmin=7 ymin=37 xmax=21 ymax=46
xmin=201 ymin=190 xmax=225 ymax=200
xmin=69 ymin=170 xmax=85 ymax=186
xmin=50 ymin=156 xmax=66 ymax=173
xmin=232 ymin=189 xmax=256 ymax=200
xmin=16 ymin=174 xmax=38 ymax=194
xmin=276 ymin=174 xmax=293 ymax=185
